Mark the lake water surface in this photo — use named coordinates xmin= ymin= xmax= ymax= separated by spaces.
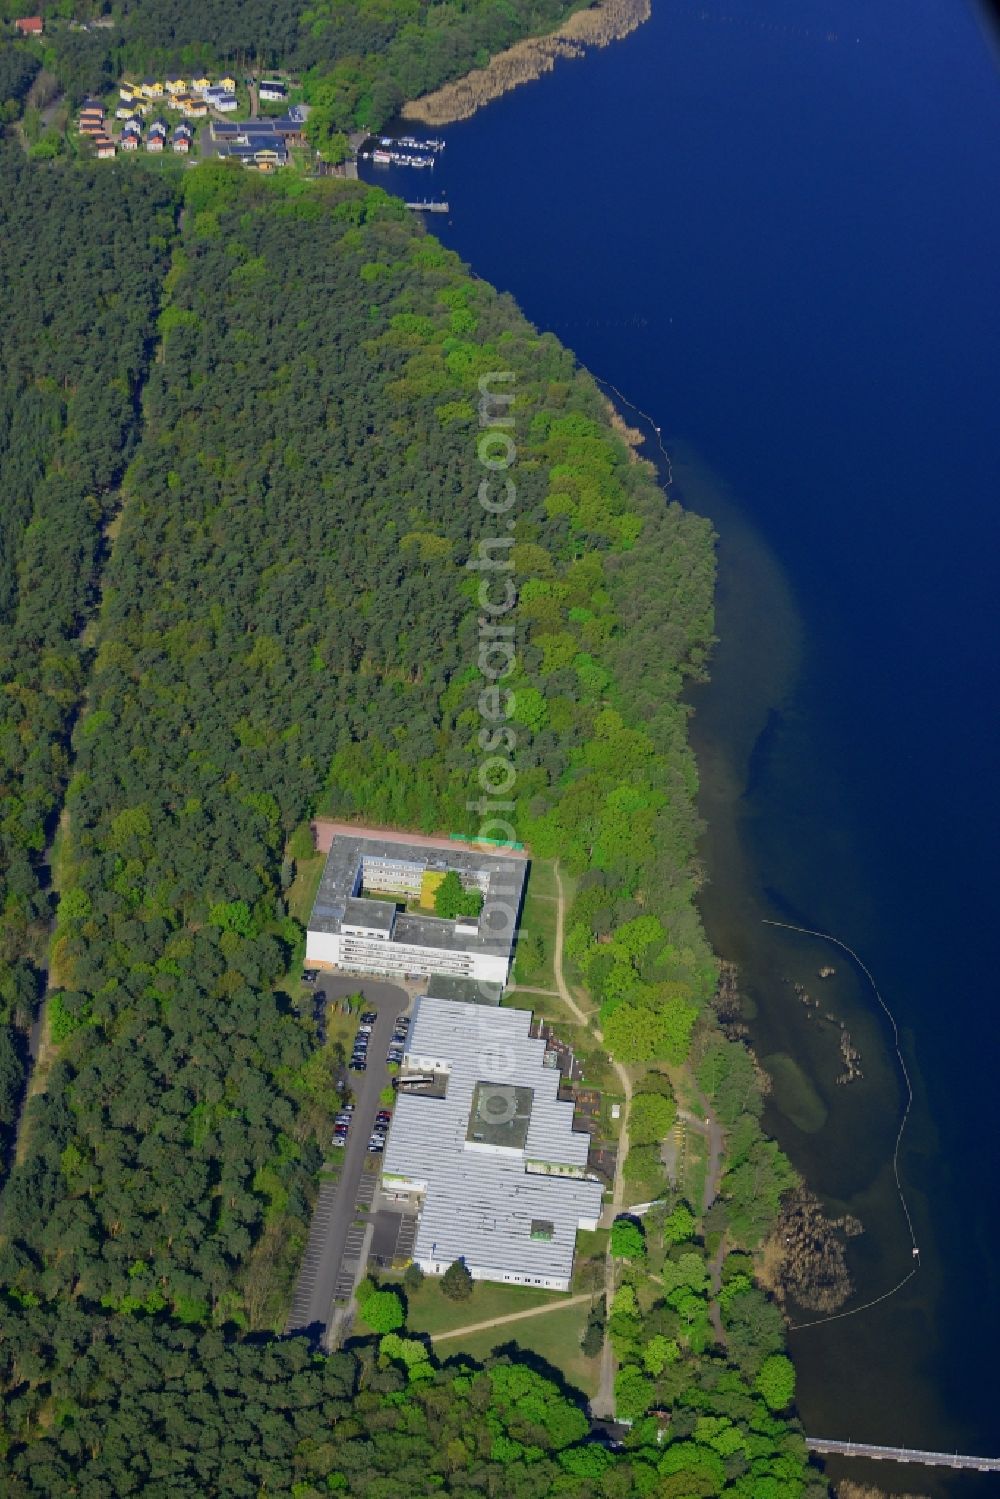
xmin=365 ymin=2 xmax=1000 ymax=1486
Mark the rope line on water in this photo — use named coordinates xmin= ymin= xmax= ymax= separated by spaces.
xmin=592 ymin=374 xmax=675 ymax=492
xmin=762 ymin=918 xmax=921 ymax=1331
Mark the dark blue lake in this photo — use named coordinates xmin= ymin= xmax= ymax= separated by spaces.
xmin=366 ymin=0 xmax=1000 ymax=1485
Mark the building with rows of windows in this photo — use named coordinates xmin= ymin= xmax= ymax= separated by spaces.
xmin=305 ymin=829 xmax=527 ymax=987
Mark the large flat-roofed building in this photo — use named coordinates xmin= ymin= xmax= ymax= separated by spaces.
xmin=382 ymin=997 xmax=603 ymax=1291
xmin=305 ymin=829 xmax=526 ymax=986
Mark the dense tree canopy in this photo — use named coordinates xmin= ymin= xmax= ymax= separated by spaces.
xmin=0 ymin=144 xmax=176 ymax=1187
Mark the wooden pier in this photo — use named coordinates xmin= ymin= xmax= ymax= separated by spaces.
xmin=806 ymin=1437 xmax=1000 ymax=1473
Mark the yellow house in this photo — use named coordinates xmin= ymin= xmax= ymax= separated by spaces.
xmin=141 ymin=78 xmax=164 ymax=98
xmin=191 ymin=75 xmax=211 ymax=93
xmin=218 ymin=76 xmax=237 ymax=93
xmin=120 ymin=84 xmax=138 ymax=102
xmin=165 ymin=76 xmax=187 ymax=95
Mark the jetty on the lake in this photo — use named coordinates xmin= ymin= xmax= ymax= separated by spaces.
xmin=806 ymin=1437 xmax=1000 ymax=1473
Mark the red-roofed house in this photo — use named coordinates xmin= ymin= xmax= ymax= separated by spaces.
xmin=15 ymin=16 xmax=44 ymax=35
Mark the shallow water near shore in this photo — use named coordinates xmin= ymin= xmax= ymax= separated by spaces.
xmin=368 ymin=0 xmax=1000 ymax=1485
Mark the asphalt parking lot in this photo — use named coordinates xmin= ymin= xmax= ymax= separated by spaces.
xmin=286 ymin=976 xmax=410 ymax=1339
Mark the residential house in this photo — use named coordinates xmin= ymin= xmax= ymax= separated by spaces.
xmin=95 ymin=137 xmax=116 ymax=158
xmin=140 ymin=78 xmax=163 ymax=98
xmin=172 ymin=128 xmax=191 ymax=153
xmin=148 ymin=118 xmax=168 ymax=138
xmin=190 ymin=76 xmax=212 ymax=95
xmin=146 ymin=132 xmax=164 ymax=152
xmin=181 ymin=100 xmax=208 ymax=118
xmin=14 ymin=16 xmax=43 ymax=36
xmin=259 ymin=81 xmax=287 ymax=102
xmin=218 ymin=76 xmax=237 ymax=92
xmin=120 ymin=85 xmax=138 ymax=103
xmin=164 ymin=75 xmax=186 ymax=95
xmin=120 ymin=131 xmax=139 ymax=151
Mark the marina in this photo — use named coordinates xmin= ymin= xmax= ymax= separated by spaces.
xmin=361 ymin=132 xmax=445 ymax=169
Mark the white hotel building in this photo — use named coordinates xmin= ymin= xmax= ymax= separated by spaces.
xmin=305 ymin=831 xmax=526 ymax=988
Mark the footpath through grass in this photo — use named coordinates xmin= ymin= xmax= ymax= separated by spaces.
xmin=398 ymin=1276 xmax=565 ymax=1335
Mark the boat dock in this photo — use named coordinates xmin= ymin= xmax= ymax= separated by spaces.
xmin=405 ymin=201 xmax=449 ymax=214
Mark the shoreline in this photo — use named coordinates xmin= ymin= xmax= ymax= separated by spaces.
xmin=401 ymin=0 xmax=651 ymax=125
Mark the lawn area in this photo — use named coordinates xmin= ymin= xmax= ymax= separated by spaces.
xmin=441 ymin=1299 xmax=600 ymax=1398
xmin=570 ymin=1039 xmax=620 ymax=1094
xmin=322 ymin=1002 xmax=357 ymax=1056
xmin=287 ymin=849 xmax=326 ymax=926
xmin=571 ymin=1227 xmax=608 ymax=1293
xmin=511 ymin=859 xmax=559 ymax=991
xmin=398 ymin=1276 xmax=566 ymax=1335
xmin=680 ymin=1127 xmax=709 ymax=1213
xmin=503 ymin=988 xmax=584 ymax=1030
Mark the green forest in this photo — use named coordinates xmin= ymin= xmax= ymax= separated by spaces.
xmin=0 ymin=148 xmax=827 ymax=1494
xmin=0 ymin=145 xmax=176 ymax=1183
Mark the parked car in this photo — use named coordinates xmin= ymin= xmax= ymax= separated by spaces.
xmin=349 ymin=1059 xmax=366 ymax=1072
xmin=302 ymin=971 xmax=317 ymax=985
xmin=314 ymin=990 xmax=327 ymax=1005
xmin=331 ymin=1134 xmax=347 ymax=1148
xmin=368 ymin=1139 xmax=384 ymax=1154
xmin=395 ymin=1014 xmax=409 ymax=1028
xmin=361 ymin=1011 xmax=377 ymax=1024
xmin=376 ymin=1110 xmax=392 ymax=1124
xmin=335 ymin=1113 xmax=352 ymax=1126
xmin=357 ymin=1022 xmax=373 ymax=1035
